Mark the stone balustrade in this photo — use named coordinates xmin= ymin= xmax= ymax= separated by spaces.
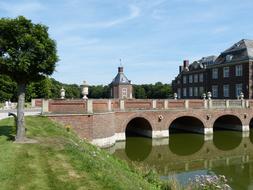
xmin=38 ymin=98 xmax=251 ymax=114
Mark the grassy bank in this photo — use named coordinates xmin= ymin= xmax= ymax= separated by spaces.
xmin=0 ymin=116 xmax=166 ymax=190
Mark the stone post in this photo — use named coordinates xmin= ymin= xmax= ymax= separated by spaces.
xmin=164 ymin=100 xmax=168 ymax=109
xmin=208 ymin=99 xmax=212 ymax=108
xmin=241 ymin=99 xmax=245 ymax=108
xmin=246 ymin=100 xmax=249 ymax=108
xmin=204 ymin=99 xmax=208 ymax=109
xmin=87 ymin=99 xmax=93 ymax=113
xmin=120 ymin=99 xmax=125 ymax=110
xmin=42 ymin=99 xmax=49 ymax=113
xmin=184 ymin=100 xmax=189 ymax=109
xmin=108 ymin=99 xmax=112 ymax=111
xmin=225 ymin=100 xmax=229 ymax=108
xmin=152 ymin=100 xmax=157 ymax=109
xmin=31 ymin=99 xmax=36 ymax=108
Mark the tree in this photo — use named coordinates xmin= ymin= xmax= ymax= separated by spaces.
xmin=0 ymin=16 xmax=58 ymax=142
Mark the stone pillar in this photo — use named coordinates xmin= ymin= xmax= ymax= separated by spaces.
xmin=31 ymin=99 xmax=36 ymax=107
xmin=204 ymin=100 xmax=208 ymax=109
xmin=120 ymin=100 xmax=125 ymax=110
xmin=87 ymin=99 xmax=93 ymax=113
xmin=184 ymin=100 xmax=189 ymax=109
xmin=242 ymin=125 xmax=250 ymax=132
xmin=164 ymin=100 xmax=168 ymax=109
xmin=225 ymin=100 xmax=229 ymax=108
xmin=42 ymin=99 xmax=49 ymax=113
xmin=208 ymin=100 xmax=212 ymax=108
xmin=241 ymin=99 xmax=245 ymax=108
xmin=204 ymin=128 xmax=213 ymax=141
xmin=108 ymin=99 xmax=112 ymax=111
xmin=246 ymin=100 xmax=249 ymax=108
xmin=152 ymin=100 xmax=156 ymax=109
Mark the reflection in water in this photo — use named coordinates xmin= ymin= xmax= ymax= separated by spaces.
xmin=213 ymin=130 xmax=242 ymax=150
xmin=169 ymin=133 xmax=204 ymax=156
xmin=111 ymin=130 xmax=253 ymax=189
xmin=125 ymin=137 xmax=152 ymax=161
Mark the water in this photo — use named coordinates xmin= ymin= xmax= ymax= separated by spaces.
xmin=108 ymin=130 xmax=253 ymax=190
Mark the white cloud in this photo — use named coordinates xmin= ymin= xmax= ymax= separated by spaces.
xmin=0 ymin=1 xmax=45 ymax=16
xmin=212 ymin=26 xmax=229 ymax=34
xmin=54 ymin=4 xmax=140 ymax=33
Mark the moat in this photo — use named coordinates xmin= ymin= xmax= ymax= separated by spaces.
xmin=107 ymin=129 xmax=253 ymax=190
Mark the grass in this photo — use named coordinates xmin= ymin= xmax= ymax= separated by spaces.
xmin=0 ymin=116 xmax=166 ymax=190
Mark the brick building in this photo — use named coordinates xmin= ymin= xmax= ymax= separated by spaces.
xmin=110 ymin=67 xmax=133 ymax=99
xmin=172 ymin=39 xmax=253 ymax=99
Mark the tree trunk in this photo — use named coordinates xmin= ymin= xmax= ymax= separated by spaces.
xmin=16 ymin=83 xmax=26 ymax=142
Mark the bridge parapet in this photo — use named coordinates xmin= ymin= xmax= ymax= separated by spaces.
xmin=40 ymin=98 xmax=251 ymax=114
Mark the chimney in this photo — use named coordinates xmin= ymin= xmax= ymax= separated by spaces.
xmin=183 ymin=60 xmax=189 ymax=68
xmin=118 ymin=67 xmax=123 ymax=73
xmin=179 ymin=66 xmax=183 ymax=73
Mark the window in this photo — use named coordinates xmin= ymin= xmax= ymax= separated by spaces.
xmin=223 ymin=85 xmax=229 ymax=98
xmin=177 ymin=88 xmax=181 ymax=99
xmin=183 ymin=76 xmax=187 ymax=84
xmin=235 ymin=84 xmax=243 ymax=97
xmin=199 ymin=87 xmax=204 ymax=96
xmin=235 ymin=65 xmax=243 ymax=76
xmin=223 ymin=67 xmax=229 ymax=78
xmin=212 ymin=68 xmax=218 ymax=79
xmin=189 ymin=87 xmax=193 ymax=97
xmin=199 ymin=73 xmax=203 ymax=82
xmin=189 ymin=75 xmax=193 ymax=83
xmin=183 ymin=88 xmax=187 ymax=97
xmin=177 ymin=80 xmax=180 ymax=84
xmin=122 ymin=88 xmax=127 ymax=98
xmin=194 ymin=87 xmax=198 ymax=97
xmin=194 ymin=74 xmax=198 ymax=83
xmin=212 ymin=85 xmax=218 ymax=98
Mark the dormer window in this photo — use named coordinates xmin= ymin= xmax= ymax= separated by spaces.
xmin=226 ymin=55 xmax=233 ymax=62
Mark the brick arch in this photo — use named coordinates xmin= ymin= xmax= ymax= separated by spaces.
xmin=211 ymin=114 xmax=243 ymax=127
xmin=166 ymin=112 xmax=208 ymax=130
xmin=121 ymin=112 xmax=155 ymax=133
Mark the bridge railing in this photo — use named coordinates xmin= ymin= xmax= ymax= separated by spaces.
xmin=39 ymin=98 xmax=250 ymax=114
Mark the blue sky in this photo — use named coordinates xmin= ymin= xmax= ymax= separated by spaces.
xmin=1 ymin=0 xmax=253 ymax=85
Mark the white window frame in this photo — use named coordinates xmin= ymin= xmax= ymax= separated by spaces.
xmin=212 ymin=85 xmax=218 ymax=98
xmin=223 ymin=67 xmax=229 ymax=78
xmin=189 ymin=87 xmax=193 ymax=97
xmin=212 ymin=68 xmax=218 ymax=79
xmin=189 ymin=75 xmax=193 ymax=83
xmin=122 ymin=88 xmax=127 ymax=98
xmin=199 ymin=87 xmax=204 ymax=96
xmin=235 ymin=65 xmax=242 ymax=76
xmin=199 ymin=73 xmax=203 ymax=82
xmin=183 ymin=88 xmax=187 ymax=97
xmin=183 ymin=76 xmax=187 ymax=84
xmin=223 ymin=84 xmax=229 ymax=98
xmin=235 ymin=84 xmax=243 ymax=97
xmin=194 ymin=74 xmax=198 ymax=83
xmin=194 ymin=87 xmax=198 ymax=97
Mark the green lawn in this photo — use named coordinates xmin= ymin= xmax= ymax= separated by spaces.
xmin=0 ymin=116 xmax=164 ymax=190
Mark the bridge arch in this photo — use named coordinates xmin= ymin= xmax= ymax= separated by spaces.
xmin=123 ymin=113 xmax=154 ymax=138
xmin=213 ymin=114 xmax=243 ymax=131
xmin=168 ymin=115 xmax=205 ymax=134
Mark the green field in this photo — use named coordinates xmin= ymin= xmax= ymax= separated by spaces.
xmin=0 ymin=116 xmax=168 ymax=190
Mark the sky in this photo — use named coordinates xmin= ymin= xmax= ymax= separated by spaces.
xmin=1 ymin=0 xmax=253 ymax=85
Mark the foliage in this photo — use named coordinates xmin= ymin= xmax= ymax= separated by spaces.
xmin=133 ymin=82 xmax=172 ymax=99
xmin=0 ymin=116 xmax=161 ymax=190
xmin=0 ymin=75 xmax=17 ymax=102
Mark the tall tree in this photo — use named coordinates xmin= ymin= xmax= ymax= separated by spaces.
xmin=0 ymin=16 xmax=58 ymax=142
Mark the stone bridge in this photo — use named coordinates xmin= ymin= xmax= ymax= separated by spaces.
xmin=37 ymin=98 xmax=253 ymax=147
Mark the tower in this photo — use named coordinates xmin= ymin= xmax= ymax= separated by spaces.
xmin=110 ymin=66 xmax=132 ymax=99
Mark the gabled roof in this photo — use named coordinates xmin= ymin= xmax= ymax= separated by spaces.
xmin=222 ymin=39 xmax=253 ymax=58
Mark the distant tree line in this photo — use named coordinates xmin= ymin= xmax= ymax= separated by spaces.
xmin=0 ymin=75 xmax=172 ymax=102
